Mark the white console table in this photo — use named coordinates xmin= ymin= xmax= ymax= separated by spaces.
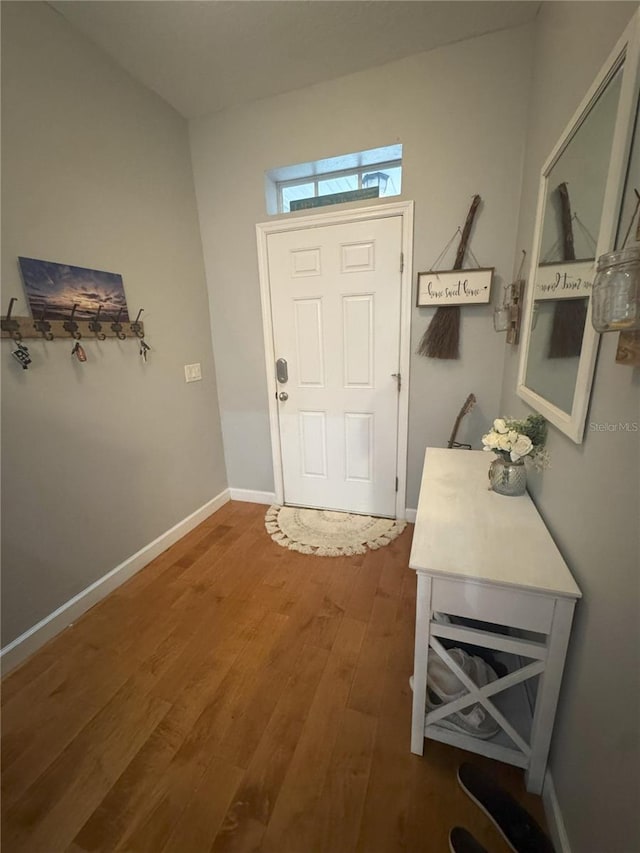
xmin=409 ymin=448 xmax=581 ymax=794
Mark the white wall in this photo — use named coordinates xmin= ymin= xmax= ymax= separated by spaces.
xmin=500 ymin=4 xmax=640 ymax=851
xmin=190 ymin=24 xmax=534 ymax=509
xmin=1 ymin=2 xmax=227 ymax=646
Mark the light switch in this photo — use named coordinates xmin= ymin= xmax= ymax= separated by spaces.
xmin=184 ymin=363 xmax=202 ymax=383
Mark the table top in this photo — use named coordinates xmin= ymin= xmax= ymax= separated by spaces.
xmin=409 ymin=448 xmax=582 ymax=599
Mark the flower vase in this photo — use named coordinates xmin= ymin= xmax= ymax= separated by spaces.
xmin=489 ymin=455 xmax=527 ymax=496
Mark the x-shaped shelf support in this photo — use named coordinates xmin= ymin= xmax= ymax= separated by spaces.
xmin=424 ymin=635 xmax=545 ymax=756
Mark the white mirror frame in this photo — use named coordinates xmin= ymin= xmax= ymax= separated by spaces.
xmin=517 ymin=11 xmax=640 ymax=443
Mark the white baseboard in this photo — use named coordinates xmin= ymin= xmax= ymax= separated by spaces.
xmin=228 ymin=488 xmax=276 ymax=505
xmin=405 ymin=508 xmax=417 ymax=523
xmin=0 ymin=488 xmax=231 ymax=676
xmin=543 ymin=771 xmax=571 ymax=853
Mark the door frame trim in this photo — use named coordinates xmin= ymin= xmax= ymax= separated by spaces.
xmin=256 ymin=200 xmax=414 ymax=520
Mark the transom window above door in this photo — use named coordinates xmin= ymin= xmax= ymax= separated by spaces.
xmin=265 ymin=144 xmax=403 ymax=214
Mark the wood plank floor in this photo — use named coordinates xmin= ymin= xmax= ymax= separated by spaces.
xmin=1 ymin=501 xmax=548 ymax=853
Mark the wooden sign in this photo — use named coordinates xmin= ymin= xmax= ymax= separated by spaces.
xmin=416 ymin=268 xmax=493 ymax=307
xmin=290 ymin=187 xmax=379 ymax=211
xmin=534 ymin=261 xmax=594 ymax=300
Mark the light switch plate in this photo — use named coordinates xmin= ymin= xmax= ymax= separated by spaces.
xmin=184 ymin=363 xmax=202 ymax=382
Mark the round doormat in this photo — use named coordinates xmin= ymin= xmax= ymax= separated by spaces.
xmin=265 ymin=505 xmax=407 ymax=557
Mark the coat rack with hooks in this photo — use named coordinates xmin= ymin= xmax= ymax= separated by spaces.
xmin=1 ymin=300 xmax=146 ymax=341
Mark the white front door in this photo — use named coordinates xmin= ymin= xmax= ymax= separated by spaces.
xmin=266 ymin=215 xmax=403 ymax=517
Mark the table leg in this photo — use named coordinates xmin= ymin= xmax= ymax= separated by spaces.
xmin=525 ymin=597 xmax=575 ymax=793
xmin=411 ymin=573 xmax=432 ymax=755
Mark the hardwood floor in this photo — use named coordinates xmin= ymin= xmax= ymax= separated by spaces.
xmin=1 ymin=501 xmax=548 ymax=853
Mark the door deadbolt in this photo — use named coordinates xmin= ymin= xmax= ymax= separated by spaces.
xmin=278 ymin=391 xmax=289 ymax=401
xmin=276 ymin=358 xmax=288 ymax=383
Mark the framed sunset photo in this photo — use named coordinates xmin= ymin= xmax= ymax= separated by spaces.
xmin=18 ymin=256 xmax=130 ymax=321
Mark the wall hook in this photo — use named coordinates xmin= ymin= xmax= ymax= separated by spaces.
xmin=89 ymin=305 xmax=106 ymax=340
xmin=63 ymin=304 xmax=82 ymax=339
xmin=34 ymin=305 xmax=54 ymax=341
xmin=2 ymin=297 xmax=22 ymax=340
xmin=110 ymin=307 xmax=127 ymax=340
xmin=130 ymin=308 xmax=144 ymax=338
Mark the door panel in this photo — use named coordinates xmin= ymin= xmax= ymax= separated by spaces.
xmin=299 ymin=411 xmax=327 ymax=478
xmin=294 ymin=299 xmax=324 ymax=385
xmin=344 ymin=413 xmax=374 ymax=482
xmin=343 ymin=295 xmax=374 ymax=387
xmin=267 ymin=216 xmax=402 ymax=516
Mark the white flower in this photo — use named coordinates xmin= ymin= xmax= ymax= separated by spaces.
xmin=497 ymin=433 xmax=513 ymax=451
xmin=482 ymin=431 xmax=500 ymax=449
xmin=483 ymin=414 xmax=548 ymax=465
xmin=510 ymin=435 xmax=533 ymax=461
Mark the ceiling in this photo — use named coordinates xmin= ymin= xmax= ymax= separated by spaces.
xmin=50 ymin=1 xmax=540 ymax=119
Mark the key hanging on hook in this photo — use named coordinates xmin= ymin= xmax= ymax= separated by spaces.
xmin=12 ymin=340 xmax=31 ymax=369
xmin=139 ymin=339 xmax=151 ymax=362
xmin=72 ymin=341 xmax=87 ymax=362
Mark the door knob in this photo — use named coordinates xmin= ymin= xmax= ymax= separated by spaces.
xmin=278 ymin=391 xmax=289 ymax=401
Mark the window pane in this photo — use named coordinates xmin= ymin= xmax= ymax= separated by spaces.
xmin=282 ymin=182 xmax=315 ymax=212
xmin=379 ymin=166 xmax=402 ymax=197
xmin=274 ymin=155 xmax=402 ymax=213
xmin=317 ymin=174 xmax=358 ymax=195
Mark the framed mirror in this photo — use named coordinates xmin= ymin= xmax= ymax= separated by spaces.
xmin=517 ymin=12 xmax=640 ymax=442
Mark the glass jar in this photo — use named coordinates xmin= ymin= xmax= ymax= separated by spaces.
xmin=488 ymin=456 xmax=527 ymax=497
xmin=592 ymin=246 xmax=640 ymax=332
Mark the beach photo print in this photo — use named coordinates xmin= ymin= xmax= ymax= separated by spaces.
xmin=18 ymin=257 xmax=130 ymax=321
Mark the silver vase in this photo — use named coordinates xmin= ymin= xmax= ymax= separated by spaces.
xmin=489 ymin=455 xmax=527 ymax=496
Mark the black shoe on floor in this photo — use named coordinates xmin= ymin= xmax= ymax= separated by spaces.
xmin=449 ymin=826 xmax=490 ymax=853
xmin=457 ymin=763 xmax=555 ymax=853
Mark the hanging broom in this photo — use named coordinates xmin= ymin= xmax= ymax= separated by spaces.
xmin=548 ymin=182 xmax=587 ymax=359
xmin=418 ymin=194 xmax=481 ymax=359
